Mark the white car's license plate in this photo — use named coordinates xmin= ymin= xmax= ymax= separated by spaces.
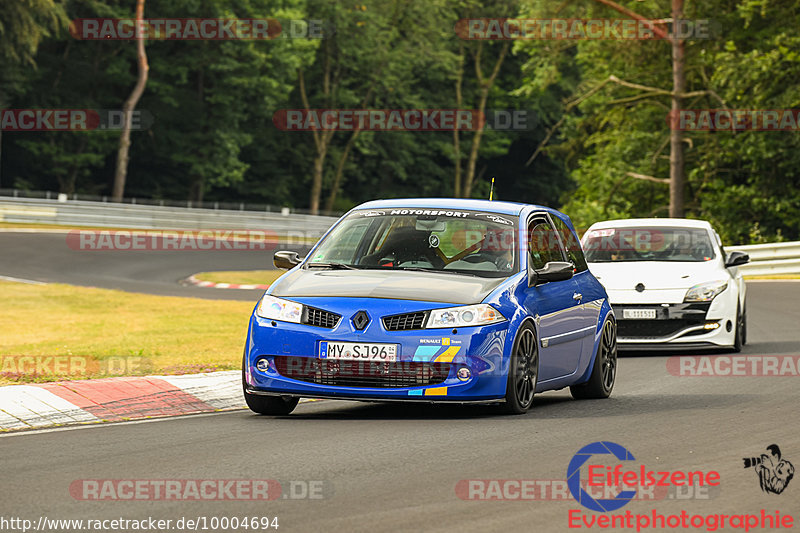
xmin=319 ymin=341 xmax=398 ymax=362
xmin=622 ymin=309 xmax=657 ymax=319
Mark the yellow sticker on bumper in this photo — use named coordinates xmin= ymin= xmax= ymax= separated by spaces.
xmin=434 ymin=346 xmax=460 ymax=363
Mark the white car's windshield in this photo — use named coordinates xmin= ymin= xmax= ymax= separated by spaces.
xmin=583 ymin=226 xmax=716 ymax=263
xmin=307 ymin=209 xmax=518 ymax=278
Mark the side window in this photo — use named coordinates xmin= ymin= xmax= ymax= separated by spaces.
xmin=528 ymin=217 xmax=564 ymax=270
xmin=319 ymin=219 xmax=372 ymax=263
xmin=552 ymin=215 xmax=588 ymax=272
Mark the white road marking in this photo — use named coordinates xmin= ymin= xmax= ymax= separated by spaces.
xmin=0 ymin=275 xmax=47 ymax=285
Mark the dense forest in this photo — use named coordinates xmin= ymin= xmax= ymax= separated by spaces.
xmin=2 ymin=0 xmax=799 ymax=244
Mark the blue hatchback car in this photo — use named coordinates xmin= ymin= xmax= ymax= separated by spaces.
xmin=243 ymin=199 xmax=616 ymax=415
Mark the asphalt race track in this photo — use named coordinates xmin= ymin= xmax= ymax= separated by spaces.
xmin=0 ymin=231 xmax=310 ymax=301
xmin=2 ymin=281 xmax=799 ymax=532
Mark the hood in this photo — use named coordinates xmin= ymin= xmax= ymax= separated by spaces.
xmin=270 ymin=268 xmax=506 ymax=305
xmin=587 ymin=260 xmax=728 ymax=304
xmin=587 ymin=260 xmax=725 ymax=290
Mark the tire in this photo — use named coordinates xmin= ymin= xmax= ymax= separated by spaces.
xmin=500 ymin=322 xmax=538 ymax=415
xmin=570 ymin=319 xmax=617 ymax=400
xmin=242 ymin=353 xmax=299 ymax=415
xmin=741 ymin=303 xmax=747 ymax=346
xmin=732 ymin=304 xmax=743 ymax=353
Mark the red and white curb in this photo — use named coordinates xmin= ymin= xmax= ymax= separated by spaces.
xmin=0 ymin=371 xmax=308 ymax=431
xmin=183 ymin=275 xmax=270 ymax=291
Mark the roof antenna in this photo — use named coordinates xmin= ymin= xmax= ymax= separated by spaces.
xmin=489 ymin=177 xmax=495 ymax=201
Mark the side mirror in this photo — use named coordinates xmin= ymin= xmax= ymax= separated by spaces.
xmin=274 ymin=250 xmax=302 ymax=270
xmin=725 ymin=250 xmax=750 ymax=268
xmin=529 ymin=261 xmax=574 ymax=286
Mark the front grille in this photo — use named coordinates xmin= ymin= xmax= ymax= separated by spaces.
xmin=617 ymin=319 xmax=704 ymax=339
xmin=382 ymin=311 xmax=427 ymax=331
xmin=303 ymin=307 xmax=341 ymax=328
xmin=616 ymin=302 xmax=710 ymax=339
xmin=274 ymin=356 xmax=450 ymax=388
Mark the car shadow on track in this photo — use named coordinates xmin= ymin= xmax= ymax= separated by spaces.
xmin=620 ymin=340 xmax=795 ymax=358
xmin=242 ymin=390 xmax=755 ymax=421
xmin=619 ymin=347 xmax=732 ymax=357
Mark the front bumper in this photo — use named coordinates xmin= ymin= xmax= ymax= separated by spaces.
xmin=613 ymin=299 xmax=736 ymax=349
xmin=244 ymin=300 xmax=512 ymax=402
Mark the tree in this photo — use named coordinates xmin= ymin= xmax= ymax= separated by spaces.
xmin=516 ymin=0 xmax=800 ymax=242
xmin=593 ymin=0 xmax=686 ymax=218
xmin=111 ymin=0 xmax=148 ymax=201
xmin=298 ymin=0 xmax=456 ymax=213
xmin=0 ymin=0 xmax=68 ymax=188
xmin=0 ymin=0 xmax=67 ymax=65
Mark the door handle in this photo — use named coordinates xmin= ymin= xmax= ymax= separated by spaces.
xmin=573 ymin=293 xmax=582 ymax=301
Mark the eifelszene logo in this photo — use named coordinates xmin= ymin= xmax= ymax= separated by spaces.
xmin=567 ymin=441 xmax=637 ymax=512
xmin=567 ymin=441 xmax=721 ymax=512
xmin=743 ymin=444 xmax=794 ymax=495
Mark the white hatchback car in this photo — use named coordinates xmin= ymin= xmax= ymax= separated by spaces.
xmin=582 ymin=218 xmax=749 ymax=351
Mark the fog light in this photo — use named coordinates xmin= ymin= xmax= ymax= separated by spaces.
xmin=256 ymin=358 xmax=270 ymax=371
xmin=456 ymin=367 xmax=471 ymax=381
xmin=703 ymin=322 xmax=720 ymax=330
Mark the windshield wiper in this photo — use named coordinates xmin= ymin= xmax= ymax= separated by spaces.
xmin=396 ymin=266 xmax=483 ymax=278
xmin=306 ymin=262 xmax=359 ymax=270
xmin=394 ymin=266 xmax=440 ymax=273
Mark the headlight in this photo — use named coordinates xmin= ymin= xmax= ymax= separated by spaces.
xmin=426 ymin=304 xmax=506 ymax=328
xmin=684 ymin=281 xmax=728 ymax=302
xmin=256 ymin=295 xmax=303 ymax=323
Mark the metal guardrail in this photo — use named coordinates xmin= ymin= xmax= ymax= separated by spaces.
xmin=727 ymin=242 xmax=800 ymax=277
xmin=0 ymin=196 xmax=339 ymax=240
xmin=2 ymin=194 xmax=797 ymax=275
xmin=0 ymin=188 xmax=342 ymax=217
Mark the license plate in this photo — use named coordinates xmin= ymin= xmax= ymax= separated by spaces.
xmin=319 ymin=341 xmax=398 ymax=362
xmin=622 ymin=309 xmax=657 ymax=319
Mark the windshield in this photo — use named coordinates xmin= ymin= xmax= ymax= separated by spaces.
xmin=307 ymin=209 xmax=518 ymax=278
xmin=583 ymin=226 xmax=716 ymax=263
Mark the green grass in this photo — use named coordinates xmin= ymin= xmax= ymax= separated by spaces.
xmin=194 ymin=270 xmax=285 ymax=286
xmin=0 ymin=281 xmax=256 ymax=385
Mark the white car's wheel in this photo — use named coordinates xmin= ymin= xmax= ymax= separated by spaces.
xmin=732 ymin=303 xmax=746 ymax=352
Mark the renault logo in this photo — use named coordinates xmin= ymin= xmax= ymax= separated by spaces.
xmin=352 ymin=311 xmax=370 ymax=330
xmin=635 ymin=283 xmax=645 ymax=293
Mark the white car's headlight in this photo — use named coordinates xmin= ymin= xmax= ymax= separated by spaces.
xmin=256 ymin=295 xmax=303 ymax=323
xmin=684 ymin=281 xmax=729 ymax=302
xmin=426 ymin=304 xmax=506 ymax=329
